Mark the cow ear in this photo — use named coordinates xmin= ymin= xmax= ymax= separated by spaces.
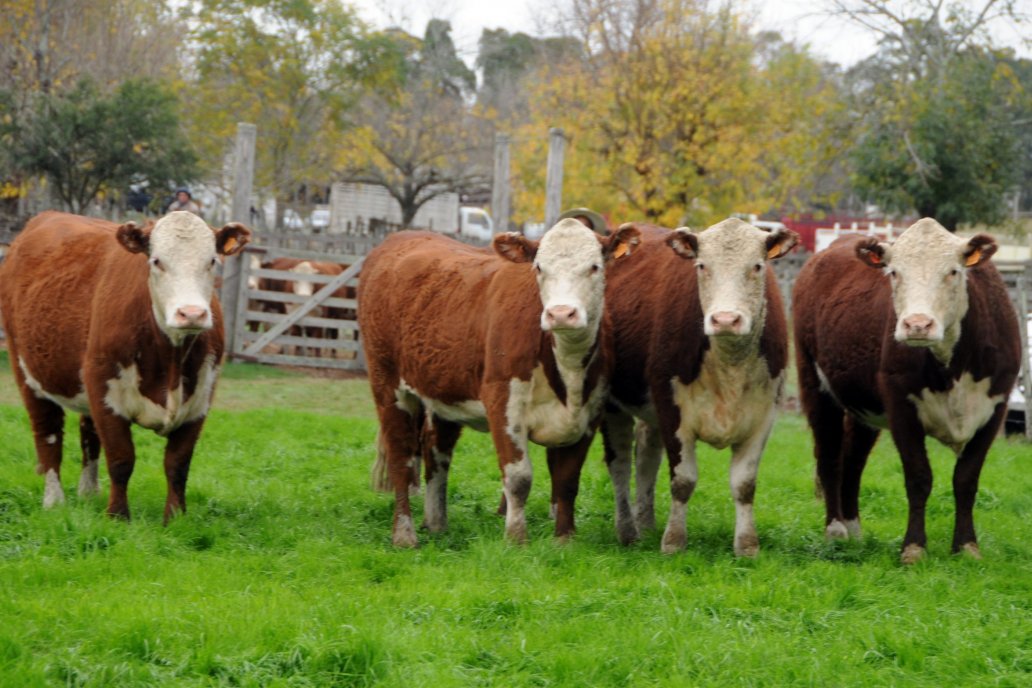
xmin=666 ymin=227 xmax=698 ymax=260
xmin=216 ymin=222 xmax=252 ymax=256
xmin=601 ymin=223 xmax=641 ymax=262
xmin=856 ymin=238 xmax=889 ymax=269
xmin=493 ymin=232 xmax=538 ymax=263
xmin=765 ymin=227 xmax=799 ymax=260
xmin=962 ymin=234 xmax=997 ymax=267
xmin=116 ymin=221 xmax=152 ymax=254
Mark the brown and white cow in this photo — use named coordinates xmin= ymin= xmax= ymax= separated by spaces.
xmin=793 ymin=218 xmax=1019 ymax=563
xmin=0 ymin=211 xmax=250 ymax=521
xmin=359 ymin=220 xmax=640 ymax=546
xmin=601 ymin=218 xmax=797 ymax=555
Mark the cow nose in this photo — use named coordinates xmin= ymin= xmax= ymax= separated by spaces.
xmin=545 ymin=305 xmax=580 ymax=329
xmin=709 ymin=311 xmax=743 ymax=334
xmin=174 ymin=305 xmax=209 ymax=328
xmin=903 ymin=314 xmax=934 ymax=338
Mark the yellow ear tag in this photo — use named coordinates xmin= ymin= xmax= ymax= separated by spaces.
xmin=223 ymin=236 xmax=239 ymax=254
xmin=964 ymin=249 xmax=981 ymax=267
xmin=613 ymin=242 xmax=629 ymax=259
xmin=766 ymin=244 xmax=782 ymax=260
xmin=865 ymin=250 xmax=881 ymax=265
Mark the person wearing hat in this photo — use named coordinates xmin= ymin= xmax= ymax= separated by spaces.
xmin=168 ymin=188 xmax=202 ymax=216
xmin=557 ymin=207 xmax=609 ymax=235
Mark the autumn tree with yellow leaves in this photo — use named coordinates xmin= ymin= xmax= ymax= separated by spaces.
xmin=509 ymin=0 xmax=848 ymax=228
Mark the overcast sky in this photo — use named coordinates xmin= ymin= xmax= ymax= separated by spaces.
xmin=350 ymin=0 xmax=1030 ymax=69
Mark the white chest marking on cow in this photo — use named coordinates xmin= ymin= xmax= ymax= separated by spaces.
xmin=104 ymin=354 xmax=219 ymax=436
xmin=18 ymin=357 xmax=90 ymax=414
xmin=671 ymin=351 xmax=782 ymax=450
xmin=507 ymin=363 xmax=606 ymax=446
xmin=907 ymin=372 xmax=1002 ymax=453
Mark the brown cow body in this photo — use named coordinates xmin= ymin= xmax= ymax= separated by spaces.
xmin=601 ymin=220 xmax=796 ymax=555
xmin=0 ymin=211 xmax=249 ymax=520
xmin=793 ymin=221 xmax=1020 ymax=562
xmin=359 ymin=224 xmax=638 ymax=546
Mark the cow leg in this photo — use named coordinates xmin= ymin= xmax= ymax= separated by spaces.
xmin=885 ymin=397 xmax=932 ymax=564
xmin=551 ymin=433 xmax=595 ymax=541
xmin=634 ymin=420 xmax=663 ymax=533
xmin=21 ymin=394 xmax=66 ymax=508
xmin=78 ymin=415 xmax=102 ymax=497
xmin=728 ymin=407 xmax=777 ymax=557
xmin=660 ymin=435 xmax=698 ymax=554
xmin=378 ymin=402 xmax=423 ymax=547
xmin=951 ymin=405 xmax=1005 ymax=558
xmin=162 ymin=419 xmax=204 ymax=524
xmin=422 ymin=417 xmax=461 ymax=533
xmin=807 ymin=395 xmax=848 ymax=539
xmin=546 ymin=449 xmax=559 ymax=520
xmin=485 ymin=385 xmax=532 ymax=544
xmin=839 ymin=417 xmax=879 ymax=538
xmin=601 ymin=409 xmax=638 ymax=545
xmin=91 ymin=412 xmax=136 ymax=520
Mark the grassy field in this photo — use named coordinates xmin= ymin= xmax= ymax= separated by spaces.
xmin=0 ymin=356 xmax=1030 ymax=686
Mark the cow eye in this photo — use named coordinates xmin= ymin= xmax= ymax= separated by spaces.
xmin=753 ymin=263 xmax=763 ymax=273
xmin=696 ymin=262 xmax=705 ymax=272
xmin=533 ymin=264 xmax=542 ymax=274
xmin=149 ymin=257 xmax=163 ymax=271
xmin=949 ymin=268 xmax=960 ymax=277
xmin=590 ymin=264 xmax=600 ymax=274
xmin=210 ymin=257 xmax=219 ymax=269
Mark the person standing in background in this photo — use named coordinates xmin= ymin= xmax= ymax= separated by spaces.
xmin=168 ymin=188 xmax=202 ymax=216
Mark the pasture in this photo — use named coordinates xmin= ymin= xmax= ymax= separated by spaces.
xmin=0 ymin=354 xmax=1030 ymax=686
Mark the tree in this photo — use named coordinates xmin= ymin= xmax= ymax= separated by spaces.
xmin=13 ymin=78 xmax=198 ymax=211
xmin=834 ymin=0 xmax=1031 ymax=228
xmin=509 ymin=0 xmax=846 ymax=228
xmin=338 ymin=20 xmax=492 ymax=227
xmin=187 ymin=0 xmax=396 ymax=224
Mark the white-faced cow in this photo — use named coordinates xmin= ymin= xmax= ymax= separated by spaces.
xmin=0 ymin=211 xmax=250 ymax=521
xmin=601 ymin=218 xmax=798 ymax=555
xmin=359 ymin=220 xmax=640 ymax=546
xmin=793 ymin=218 xmax=1019 ymax=563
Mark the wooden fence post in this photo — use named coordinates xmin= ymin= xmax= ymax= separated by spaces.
xmin=221 ymin=122 xmax=257 ymax=355
xmin=491 ymin=133 xmax=511 ymax=235
xmin=544 ymin=127 xmax=566 ymax=229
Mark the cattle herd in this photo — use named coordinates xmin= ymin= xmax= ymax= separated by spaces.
xmin=0 ymin=210 xmax=1020 ymax=564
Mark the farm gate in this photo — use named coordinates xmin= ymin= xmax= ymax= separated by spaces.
xmin=224 ymin=232 xmax=374 ymax=370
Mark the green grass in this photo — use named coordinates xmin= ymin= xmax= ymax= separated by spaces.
xmin=0 ymin=361 xmax=1030 ymax=686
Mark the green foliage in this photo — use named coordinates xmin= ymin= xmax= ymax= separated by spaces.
xmin=851 ymin=52 xmax=1026 ymax=230
xmin=0 ymin=367 xmax=1030 ymax=686
xmin=12 ymin=77 xmax=198 ymax=211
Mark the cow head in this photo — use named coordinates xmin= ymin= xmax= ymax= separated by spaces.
xmin=856 ymin=218 xmax=996 ymax=348
xmin=667 ymin=218 xmax=798 ymax=337
xmin=116 ymin=211 xmax=251 ymax=341
xmin=494 ymin=219 xmax=640 ymax=334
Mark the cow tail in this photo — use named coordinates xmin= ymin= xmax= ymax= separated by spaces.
xmin=370 ymin=427 xmax=392 ymax=492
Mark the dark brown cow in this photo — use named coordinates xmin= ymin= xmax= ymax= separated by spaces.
xmin=359 ymin=221 xmax=640 ymax=546
xmin=0 ymin=211 xmax=250 ymax=521
xmin=793 ymin=219 xmax=1020 ymax=563
xmin=601 ymin=219 xmax=797 ymax=555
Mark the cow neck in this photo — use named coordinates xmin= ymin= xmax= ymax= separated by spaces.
xmin=708 ymin=303 xmax=766 ymax=368
xmin=145 ymin=309 xmax=204 ymax=394
xmin=541 ymin=325 xmax=601 ymax=406
xmin=928 ymin=320 xmax=962 ymax=368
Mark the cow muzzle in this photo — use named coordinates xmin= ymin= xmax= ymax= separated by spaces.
xmin=897 ymin=313 xmax=940 ymax=344
xmin=172 ymin=305 xmax=212 ymax=331
xmin=706 ymin=310 xmax=749 ymax=336
xmin=542 ymin=304 xmax=584 ymax=331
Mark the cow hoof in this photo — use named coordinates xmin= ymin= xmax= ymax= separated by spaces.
xmin=958 ymin=542 xmax=982 ymax=560
xmin=505 ymin=521 xmax=528 ymax=544
xmin=77 ymin=460 xmax=100 ymax=497
xmin=43 ymin=470 xmax=65 ymax=509
xmin=900 ymin=543 xmax=926 ymax=565
xmin=421 ymin=518 xmax=447 ymax=533
xmin=843 ymin=519 xmax=862 ymax=539
xmin=555 ymin=532 xmax=573 ymax=545
xmin=734 ymin=534 xmax=760 ymax=558
xmin=635 ymin=511 xmax=656 ymax=533
xmin=825 ymin=520 xmax=849 ymax=540
xmin=616 ymin=521 xmax=639 ymax=546
xmin=660 ymin=526 xmax=686 ymax=554
xmin=392 ymin=516 xmax=418 ymax=548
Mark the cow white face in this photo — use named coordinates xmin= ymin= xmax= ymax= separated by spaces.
xmin=668 ymin=218 xmax=798 ymax=337
xmin=494 ymin=219 xmax=640 ymax=334
xmin=117 ymin=211 xmax=251 ymax=342
xmin=289 ymin=261 xmax=319 ymax=299
xmin=857 ymin=218 xmax=996 ymax=347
